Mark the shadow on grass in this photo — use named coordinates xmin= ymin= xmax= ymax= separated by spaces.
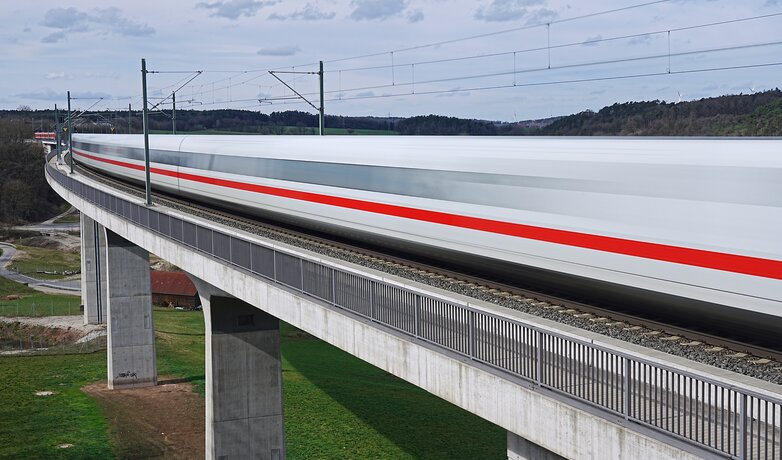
xmin=158 ymin=375 xmax=205 ymax=385
xmin=155 ymin=329 xmax=205 ymax=337
xmin=282 ymin=326 xmax=505 ymax=459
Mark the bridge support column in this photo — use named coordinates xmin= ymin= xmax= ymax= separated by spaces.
xmin=80 ymin=214 xmax=107 ymax=325
xmin=105 ymin=230 xmax=156 ymax=389
xmin=508 ymin=432 xmax=566 ymax=460
xmin=192 ymin=278 xmax=285 ymax=460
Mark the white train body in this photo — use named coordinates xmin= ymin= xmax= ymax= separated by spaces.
xmin=71 ymin=134 xmax=782 ymax=336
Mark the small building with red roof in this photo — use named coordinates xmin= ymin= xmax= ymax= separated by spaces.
xmin=150 ymin=270 xmax=200 ymax=309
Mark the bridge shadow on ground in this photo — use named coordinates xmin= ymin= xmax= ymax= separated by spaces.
xmin=280 ymin=323 xmax=505 ymax=460
xmin=158 ymin=375 xmax=204 ymax=385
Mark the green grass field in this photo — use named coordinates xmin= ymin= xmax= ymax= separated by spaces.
xmin=0 ymin=351 xmax=113 ymax=459
xmin=153 ymin=308 xmax=504 ymax=458
xmin=281 ymin=325 xmax=505 ymax=459
xmin=0 ymin=277 xmax=81 ymax=317
xmin=7 ymin=244 xmax=80 ymax=280
xmin=1 ymin=308 xmax=504 ymax=458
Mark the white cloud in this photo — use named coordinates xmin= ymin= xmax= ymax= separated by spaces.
xmin=41 ymin=7 xmax=88 ymax=30
xmin=406 ymin=9 xmax=424 ymax=23
xmin=474 ymin=0 xmax=545 ymax=22
xmin=45 ymin=72 xmax=70 ymax=80
xmin=582 ymin=35 xmax=603 ymax=46
xmin=350 ymin=0 xmax=407 ymax=21
xmin=268 ymin=3 xmax=336 ymax=21
xmin=92 ymin=8 xmax=155 ymax=36
xmin=197 ymin=0 xmax=278 ymax=20
xmin=257 ymin=45 xmax=301 ymax=56
xmin=39 ymin=6 xmax=154 ymax=43
xmin=524 ymin=7 xmax=557 ymax=24
xmin=41 ymin=31 xmax=66 ymax=44
xmin=43 ymin=71 xmax=119 ymax=81
xmin=628 ymin=34 xmax=653 ymax=46
xmin=14 ymin=89 xmax=111 ymax=101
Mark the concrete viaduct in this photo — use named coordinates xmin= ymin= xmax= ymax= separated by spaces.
xmin=46 ymin=153 xmax=781 ymax=460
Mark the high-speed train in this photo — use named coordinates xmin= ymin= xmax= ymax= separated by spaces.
xmin=71 ymin=134 xmax=782 ymax=342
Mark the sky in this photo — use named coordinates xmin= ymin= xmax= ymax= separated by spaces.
xmin=2 ymin=0 xmax=781 ymax=121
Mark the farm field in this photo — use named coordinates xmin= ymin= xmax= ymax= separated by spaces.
xmin=6 ymin=243 xmax=80 ymax=280
xmin=0 ymin=277 xmax=80 ymax=317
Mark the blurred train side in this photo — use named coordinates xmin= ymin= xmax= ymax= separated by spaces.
xmin=71 ymin=134 xmax=782 ymax=344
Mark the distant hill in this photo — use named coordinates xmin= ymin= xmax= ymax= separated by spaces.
xmin=3 ymin=89 xmax=781 ymax=136
xmin=538 ymin=90 xmax=782 ymax=136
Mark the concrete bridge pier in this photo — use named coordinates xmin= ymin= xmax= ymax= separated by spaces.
xmin=80 ymin=214 xmax=106 ymax=325
xmin=508 ymin=432 xmax=566 ymax=460
xmin=192 ymin=278 xmax=286 ymax=460
xmin=105 ymin=230 xmax=157 ymax=389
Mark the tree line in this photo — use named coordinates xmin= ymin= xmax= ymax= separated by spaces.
xmin=538 ymin=90 xmax=782 ymax=136
xmin=3 ymin=89 xmax=781 ymax=136
xmin=0 ymin=119 xmax=64 ymax=224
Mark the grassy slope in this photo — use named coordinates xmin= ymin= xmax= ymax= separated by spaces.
xmin=7 ymin=245 xmax=80 ymax=280
xmin=154 ymin=308 xmax=207 ymax=395
xmin=153 ymin=309 xmax=505 ymax=459
xmin=1 ymin=308 xmax=504 ymax=459
xmin=0 ymin=351 xmax=113 ymax=459
xmin=282 ymin=327 xmax=505 ymax=459
xmin=0 ymin=277 xmax=80 ymax=316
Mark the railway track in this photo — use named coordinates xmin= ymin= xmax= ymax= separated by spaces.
xmin=71 ymin=161 xmax=782 ymax=377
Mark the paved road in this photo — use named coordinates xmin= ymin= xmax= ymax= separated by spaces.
xmin=42 ymin=206 xmax=76 ymax=225
xmin=0 ymin=242 xmax=80 ymax=292
xmin=11 ymin=223 xmax=79 ymax=233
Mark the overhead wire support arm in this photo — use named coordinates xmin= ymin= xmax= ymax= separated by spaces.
xmin=267 ymin=71 xmax=319 ymax=111
xmin=148 ymin=70 xmax=203 ymax=112
xmin=268 ymin=61 xmax=325 ymax=135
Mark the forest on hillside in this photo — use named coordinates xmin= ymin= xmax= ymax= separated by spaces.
xmin=0 ymin=119 xmax=64 ymax=224
xmin=539 ymin=89 xmax=782 ymax=136
xmin=3 ymin=89 xmax=781 ymax=136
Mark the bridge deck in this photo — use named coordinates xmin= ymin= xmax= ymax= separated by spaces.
xmin=46 ymin=155 xmax=782 ymax=459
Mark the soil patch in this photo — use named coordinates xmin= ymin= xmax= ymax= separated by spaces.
xmin=83 ymin=380 xmax=204 ymax=459
xmin=0 ymin=315 xmax=102 ymax=333
xmin=150 ymin=255 xmax=180 ymax=272
xmin=0 ymin=321 xmax=84 ymax=350
xmin=15 ymin=234 xmax=81 ymax=253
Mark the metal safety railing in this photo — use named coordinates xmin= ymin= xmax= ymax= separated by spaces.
xmin=46 ymin=161 xmax=781 ymax=459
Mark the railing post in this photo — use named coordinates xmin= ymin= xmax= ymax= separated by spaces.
xmin=331 ymin=268 xmax=337 ymax=306
xmin=623 ymin=357 xmax=631 ymax=420
xmin=740 ymin=393 xmax=747 ymax=460
xmin=272 ymin=250 xmax=277 ymax=282
xmin=535 ymin=330 xmax=543 ymax=386
xmin=369 ymin=282 xmax=375 ymax=321
xmin=414 ymin=296 xmax=420 ymax=337
xmin=299 ymin=258 xmax=304 ymax=293
xmin=468 ymin=310 xmax=475 ymax=359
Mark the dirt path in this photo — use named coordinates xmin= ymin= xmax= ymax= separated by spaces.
xmin=83 ymin=380 xmax=205 ymax=459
